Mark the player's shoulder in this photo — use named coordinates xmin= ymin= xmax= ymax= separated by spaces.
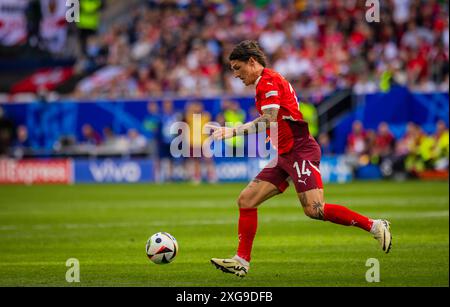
xmin=262 ymin=68 xmax=284 ymax=82
xmin=256 ymin=68 xmax=284 ymax=91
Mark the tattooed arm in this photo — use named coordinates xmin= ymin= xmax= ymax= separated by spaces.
xmin=208 ymin=107 xmax=279 ymax=140
xmin=234 ymin=107 xmax=279 ymax=136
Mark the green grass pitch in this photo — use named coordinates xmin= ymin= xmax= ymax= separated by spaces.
xmin=0 ymin=181 xmax=448 ymax=287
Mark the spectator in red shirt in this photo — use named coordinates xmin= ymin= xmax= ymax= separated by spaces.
xmin=346 ymin=120 xmax=368 ymax=156
xmin=81 ymin=124 xmax=102 ymax=146
xmin=373 ymin=122 xmax=396 ymax=163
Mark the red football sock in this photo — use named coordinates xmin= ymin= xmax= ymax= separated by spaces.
xmin=323 ymin=204 xmax=373 ymax=232
xmin=236 ymin=208 xmax=258 ymax=262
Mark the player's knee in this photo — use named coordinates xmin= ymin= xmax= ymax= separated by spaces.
xmin=237 ymin=192 xmax=255 ymax=209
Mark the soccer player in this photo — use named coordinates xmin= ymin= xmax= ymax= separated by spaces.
xmin=208 ymin=40 xmax=392 ymax=277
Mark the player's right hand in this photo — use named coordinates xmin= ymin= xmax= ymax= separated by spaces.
xmin=205 ymin=124 xmax=235 ymax=140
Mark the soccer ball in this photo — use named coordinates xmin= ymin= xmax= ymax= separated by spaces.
xmin=146 ymin=232 xmax=179 ymax=264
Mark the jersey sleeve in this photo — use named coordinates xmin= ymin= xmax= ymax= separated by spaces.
xmin=257 ymin=79 xmax=281 ymax=111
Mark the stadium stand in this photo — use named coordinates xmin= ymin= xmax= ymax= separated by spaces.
xmin=0 ymin=0 xmax=448 ymax=101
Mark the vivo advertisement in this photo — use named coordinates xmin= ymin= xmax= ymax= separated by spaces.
xmin=74 ymin=159 xmax=155 ymax=183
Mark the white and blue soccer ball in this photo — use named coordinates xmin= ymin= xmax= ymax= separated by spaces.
xmin=146 ymin=232 xmax=179 ymax=264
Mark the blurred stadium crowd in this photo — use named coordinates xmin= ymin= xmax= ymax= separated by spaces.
xmin=344 ymin=119 xmax=449 ymax=178
xmin=73 ymin=0 xmax=450 ymax=100
xmin=1 ymin=99 xmax=448 ymax=181
xmin=0 ymin=0 xmax=448 ymax=101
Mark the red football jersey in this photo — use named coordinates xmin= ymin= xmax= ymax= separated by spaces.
xmin=255 ymin=68 xmax=314 ymax=155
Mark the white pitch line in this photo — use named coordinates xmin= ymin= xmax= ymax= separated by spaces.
xmin=0 ymin=211 xmax=447 ymax=232
xmin=0 ymin=197 xmax=447 ymax=215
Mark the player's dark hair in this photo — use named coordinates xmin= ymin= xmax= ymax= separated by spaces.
xmin=229 ymin=40 xmax=267 ymax=67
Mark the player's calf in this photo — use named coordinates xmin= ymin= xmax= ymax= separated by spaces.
xmin=302 ymin=202 xmax=325 ymax=220
xmin=298 ymin=190 xmax=325 ymax=220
